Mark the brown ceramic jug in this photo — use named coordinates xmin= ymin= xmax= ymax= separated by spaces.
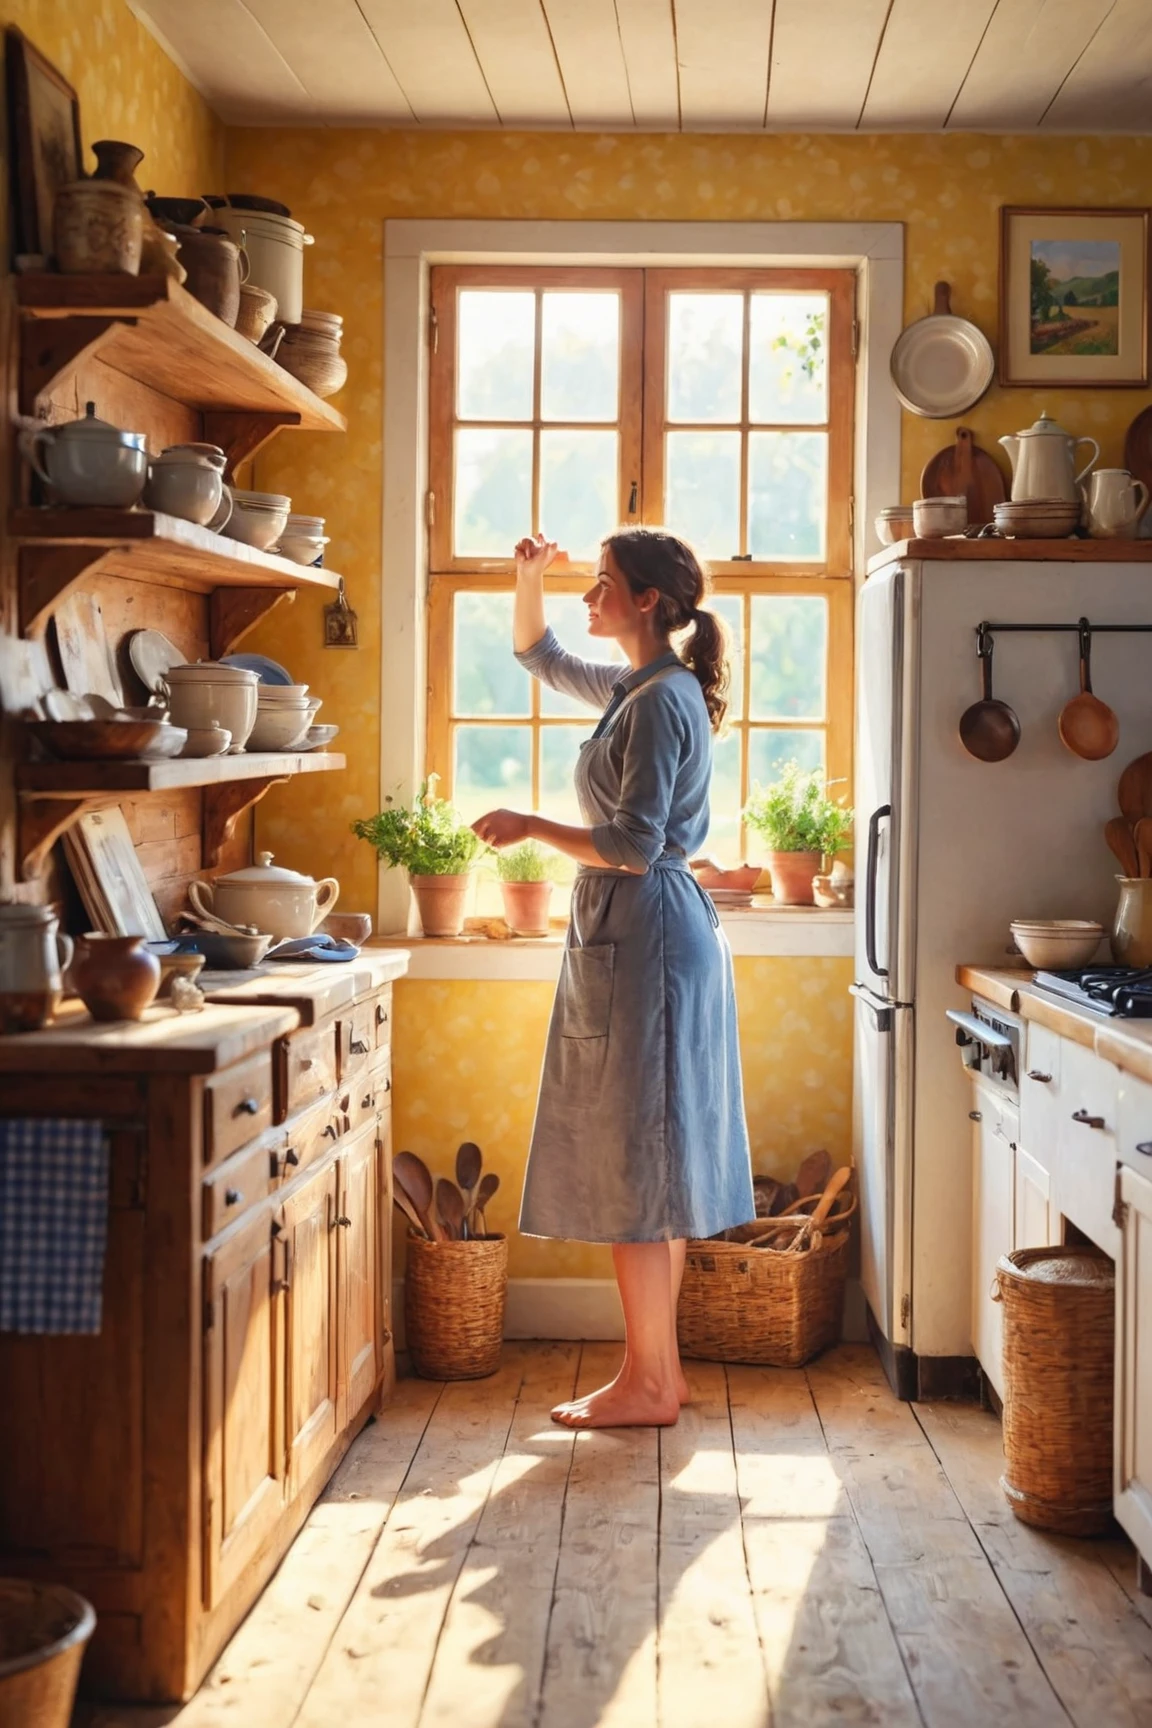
xmin=90 ymin=139 xmax=146 ymax=191
xmin=172 ymin=225 xmax=248 ymax=326
xmin=70 ymin=933 xmax=160 ymax=1023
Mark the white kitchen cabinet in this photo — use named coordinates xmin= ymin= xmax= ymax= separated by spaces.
xmin=1057 ymin=1042 xmax=1120 ymax=1255
xmin=1017 ymin=1022 xmax=1061 ymax=1253
xmin=971 ymin=1077 xmax=1017 ymax=1400
xmin=1014 ymin=1146 xmax=1055 ymax=1252
xmin=1117 ymin=1070 xmax=1152 ymax=1176
xmin=1115 ymin=1161 xmax=1152 ymax=1574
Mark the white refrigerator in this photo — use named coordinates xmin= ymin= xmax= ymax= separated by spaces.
xmin=853 ymin=549 xmax=1152 ymax=1397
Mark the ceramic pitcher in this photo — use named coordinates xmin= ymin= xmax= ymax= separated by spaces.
xmin=1084 ymin=469 xmax=1150 ymax=538
xmin=1112 ymin=877 xmax=1152 ymax=967
xmin=999 ymin=413 xmax=1100 ymax=503
xmin=0 ymin=904 xmax=73 ymax=1033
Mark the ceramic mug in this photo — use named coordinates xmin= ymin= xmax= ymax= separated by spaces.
xmin=1084 ymin=468 xmax=1150 ymax=539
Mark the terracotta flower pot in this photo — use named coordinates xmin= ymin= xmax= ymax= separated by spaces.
xmin=766 ymin=850 xmax=823 ymax=906
xmin=500 ymin=879 xmax=554 ymax=936
xmin=410 ymin=873 xmax=472 ymax=937
xmin=70 ymin=933 xmax=160 ymax=1022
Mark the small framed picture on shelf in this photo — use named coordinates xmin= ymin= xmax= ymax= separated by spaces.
xmin=999 ymin=205 xmax=1150 ymax=388
xmin=4 ymin=26 xmax=83 ymax=259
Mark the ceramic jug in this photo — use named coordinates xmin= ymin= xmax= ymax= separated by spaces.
xmin=1112 ymin=877 xmax=1152 ymax=967
xmin=999 ymin=413 xmax=1100 ymax=503
xmin=0 ymin=904 xmax=73 ymax=1033
xmin=1084 ymin=468 xmax=1150 ymax=538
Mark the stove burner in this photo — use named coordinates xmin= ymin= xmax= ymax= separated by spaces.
xmin=1033 ymin=966 xmax=1152 ymax=1017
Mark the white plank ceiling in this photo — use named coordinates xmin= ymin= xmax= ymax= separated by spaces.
xmin=127 ymin=0 xmax=1152 ymax=132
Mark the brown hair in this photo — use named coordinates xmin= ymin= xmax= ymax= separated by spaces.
xmin=604 ymin=528 xmax=731 ymax=731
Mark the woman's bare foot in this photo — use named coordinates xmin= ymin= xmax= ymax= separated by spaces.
xmin=552 ymin=1370 xmax=680 ymax=1429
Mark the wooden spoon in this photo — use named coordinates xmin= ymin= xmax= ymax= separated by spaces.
xmin=471 ymin=1171 xmax=500 ymax=1236
xmin=794 ymin=1148 xmax=832 ymax=1199
xmin=394 ymin=1151 xmax=444 ymax=1242
xmin=786 ymin=1165 xmax=853 ymax=1255
xmin=455 ymin=1140 xmax=482 ymax=1214
xmin=1135 ymin=817 xmax=1152 ymax=877
xmin=436 ymin=1177 xmax=466 ymax=1240
xmin=392 ymin=1189 xmax=428 ymax=1238
xmin=1058 ymin=620 xmax=1119 ymax=761
xmin=1118 ymin=752 xmax=1152 ymax=826
xmin=959 ymin=630 xmax=1020 ymax=763
xmin=1105 ymin=816 xmax=1140 ymax=877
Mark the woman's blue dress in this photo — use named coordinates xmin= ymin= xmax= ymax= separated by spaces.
xmin=515 ymin=628 xmax=754 ymax=1243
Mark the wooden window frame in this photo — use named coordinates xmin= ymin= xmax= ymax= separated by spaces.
xmin=426 ymin=263 xmax=856 ymax=859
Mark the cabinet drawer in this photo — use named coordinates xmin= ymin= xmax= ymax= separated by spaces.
xmin=373 ymin=986 xmax=392 ymax=1051
xmin=1056 ymin=1041 xmax=1119 ymax=1254
xmin=204 ymin=1053 xmax=273 ymax=1165
xmin=202 ymin=1135 xmax=278 ymax=1239
xmin=275 ymin=1093 xmax=345 ymax=1183
xmin=341 ymin=1057 xmax=392 ymax=1138
xmin=1021 ymin=1024 xmax=1061 ymax=1166
xmin=276 ymin=1021 xmax=340 ymax=1122
xmin=340 ymin=998 xmax=376 ymax=1078
xmin=1117 ymin=1071 xmax=1152 ymax=1175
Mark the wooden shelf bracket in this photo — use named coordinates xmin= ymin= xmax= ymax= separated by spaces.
xmin=19 ymin=544 xmax=114 ymax=637
xmin=210 ymin=587 xmax=295 ymax=659
xmin=203 ymin=777 xmax=289 ymax=870
xmin=202 ymin=411 xmax=300 ymax=476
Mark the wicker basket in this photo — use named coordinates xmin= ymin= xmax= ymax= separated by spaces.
xmin=405 ymin=1233 xmax=508 ymax=1380
xmin=995 ymin=1246 xmax=1115 ymax=1536
xmin=677 ymin=1195 xmax=852 ymax=1367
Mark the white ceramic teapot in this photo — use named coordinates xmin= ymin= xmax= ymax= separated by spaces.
xmin=19 ymin=402 xmax=148 ymax=508
xmin=999 ymin=412 xmax=1100 ymax=503
xmin=188 ymin=852 xmax=339 ymax=939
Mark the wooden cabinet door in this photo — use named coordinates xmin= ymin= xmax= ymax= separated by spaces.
xmin=282 ymin=1156 xmax=340 ymax=1493
xmin=1116 ymin=1162 xmax=1152 ymax=1572
xmin=971 ymin=1078 xmax=1016 ymax=1402
xmin=337 ymin=1120 xmax=380 ymax=1427
xmin=203 ymin=1203 xmax=285 ymax=1609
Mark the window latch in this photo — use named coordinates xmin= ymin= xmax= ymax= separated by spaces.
xmin=628 ymin=480 xmax=638 ymax=514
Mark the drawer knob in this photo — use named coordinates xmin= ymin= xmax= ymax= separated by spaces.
xmin=336 ymin=1214 xmax=352 ymax=1228
xmin=1027 ymin=1071 xmax=1053 ymax=1084
xmin=969 ymin=1111 xmax=982 ymax=1122
xmin=233 ymin=1097 xmax=260 ymax=1117
xmin=1072 ymin=1108 xmax=1106 ymax=1130
xmin=1136 ymin=1142 xmax=1152 ymax=1157
xmin=323 ymin=1123 xmax=339 ymax=1140
xmin=225 ymin=1188 xmax=243 ymax=1207
xmin=350 ymin=1037 xmax=369 ymax=1056
xmin=361 ymin=1094 xmax=372 ymax=1110
xmin=285 ymin=1148 xmax=299 ymax=1168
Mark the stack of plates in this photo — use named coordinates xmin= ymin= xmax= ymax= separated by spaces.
xmin=705 ymin=887 xmax=755 ymax=908
xmin=993 ymin=499 xmax=1081 ymax=539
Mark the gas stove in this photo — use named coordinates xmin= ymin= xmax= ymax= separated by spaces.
xmin=1033 ymin=966 xmax=1152 ymax=1018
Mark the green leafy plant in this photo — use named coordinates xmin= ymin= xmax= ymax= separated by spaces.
xmin=352 ymin=778 xmax=487 ymax=876
xmin=494 ymin=840 xmax=560 ymax=883
xmin=742 ymin=762 xmax=854 ymax=861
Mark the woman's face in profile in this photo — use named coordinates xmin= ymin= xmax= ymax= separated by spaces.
xmin=583 ymin=547 xmax=654 ymax=641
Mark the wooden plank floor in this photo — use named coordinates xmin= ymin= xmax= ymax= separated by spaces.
xmin=76 ymin=1343 xmax=1152 ymax=1728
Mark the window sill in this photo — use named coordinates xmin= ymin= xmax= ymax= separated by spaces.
xmin=374 ymin=906 xmax=854 ymax=980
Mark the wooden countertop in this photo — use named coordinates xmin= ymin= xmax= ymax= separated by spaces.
xmin=0 ymin=1000 xmax=299 ymax=1074
xmin=868 ymin=538 xmax=1152 ymax=575
xmin=203 ymin=948 xmax=410 ymax=1023
xmin=957 ymin=965 xmax=1152 ymax=1085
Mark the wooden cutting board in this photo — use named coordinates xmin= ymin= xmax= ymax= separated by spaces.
xmin=52 ymin=590 xmax=124 ymax=708
xmin=920 ymin=427 xmax=1008 ymax=526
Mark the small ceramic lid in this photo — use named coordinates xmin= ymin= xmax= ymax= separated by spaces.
xmin=167 ymin=660 xmax=258 ymax=683
xmin=55 ymin=402 xmax=146 ymax=451
xmin=152 ymin=447 xmax=221 ymax=468
xmin=1016 ymin=412 xmax=1073 ymax=439
xmin=217 ymin=851 xmax=316 ymax=887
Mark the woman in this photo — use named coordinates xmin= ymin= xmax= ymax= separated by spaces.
xmin=471 ymin=528 xmax=754 ymax=1429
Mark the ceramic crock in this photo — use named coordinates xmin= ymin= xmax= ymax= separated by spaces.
xmin=53 ymin=180 xmax=143 ymax=274
xmin=162 ymin=662 xmax=258 ymax=752
xmin=0 ymin=904 xmax=73 ymax=1033
xmin=188 ymin=852 xmax=339 ymax=939
xmin=999 ymin=413 xmax=1100 ymax=503
xmin=70 ymin=934 xmax=160 ymax=1023
xmin=144 ymin=450 xmax=227 ymax=527
xmin=172 ymin=225 xmax=249 ymax=327
xmin=19 ymin=403 xmax=148 ymax=508
xmin=1111 ymin=876 xmax=1152 ymax=967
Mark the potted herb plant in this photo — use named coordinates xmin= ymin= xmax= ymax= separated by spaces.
xmin=495 ymin=839 xmax=559 ymax=936
xmin=742 ymin=763 xmax=854 ymax=906
xmin=352 ymin=777 xmax=487 ymax=936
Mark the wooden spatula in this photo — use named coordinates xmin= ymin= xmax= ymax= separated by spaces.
xmin=1118 ymin=752 xmax=1152 ymax=825
xmin=436 ymin=1177 xmax=466 ymax=1240
xmin=1105 ymin=817 xmax=1139 ymax=877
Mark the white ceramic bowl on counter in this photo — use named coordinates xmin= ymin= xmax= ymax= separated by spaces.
xmin=1009 ymin=919 xmax=1105 ymax=968
xmin=912 ymin=495 xmax=968 ymax=538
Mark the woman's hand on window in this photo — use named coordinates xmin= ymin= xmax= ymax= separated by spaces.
xmin=471 ymin=808 xmax=533 ymax=848
xmin=515 ymin=534 xmax=565 ymax=581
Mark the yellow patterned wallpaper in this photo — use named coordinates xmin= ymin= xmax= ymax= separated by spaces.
xmin=0 ymin=0 xmax=223 ymax=261
xmin=226 ymin=126 xmax=1152 ymax=912
xmin=392 ymin=958 xmax=854 ymax=1279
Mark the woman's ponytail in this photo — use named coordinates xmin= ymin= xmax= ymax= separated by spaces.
xmin=681 ymin=606 xmax=730 ymax=731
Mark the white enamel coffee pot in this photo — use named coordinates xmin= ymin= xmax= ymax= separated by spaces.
xmin=999 ymin=412 xmax=1100 ymax=503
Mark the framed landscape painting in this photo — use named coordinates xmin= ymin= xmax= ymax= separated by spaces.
xmin=1000 ymin=207 xmax=1150 ymax=387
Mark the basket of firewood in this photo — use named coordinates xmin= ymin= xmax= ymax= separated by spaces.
xmin=394 ymin=1141 xmax=507 ymax=1380
xmin=677 ymin=1152 xmax=855 ymax=1368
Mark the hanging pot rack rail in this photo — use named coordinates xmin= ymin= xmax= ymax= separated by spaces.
xmin=977 ymin=618 xmax=1152 ymax=640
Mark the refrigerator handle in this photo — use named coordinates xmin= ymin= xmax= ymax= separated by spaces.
xmin=865 ymin=804 xmax=891 ymax=979
xmin=849 ymin=983 xmax=893 ymax=1031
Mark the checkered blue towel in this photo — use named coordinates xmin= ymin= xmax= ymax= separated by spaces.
xmin=0 ymin=1119 xmax=109 ymax=1334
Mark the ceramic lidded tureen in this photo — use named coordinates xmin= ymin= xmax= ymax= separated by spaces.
xmin=188 ymin=852 xmax=339 ymax=939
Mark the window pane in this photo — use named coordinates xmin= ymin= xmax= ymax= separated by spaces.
xmin=708 ymin=594 xmax=744 ymax=721
xmin=667 ymin=293 xmax=743 ymax=423
xmin=665 ymin=431 xmax=741 ymax=559
xmin=749 ymin=596 xmax=827 ymax=720
xmin=457 ymin=290 xmax=534 ymax=420
xmin=749 ymin=294 xmax=829 ymax=424
xmin=540 ymin=430 xmax=618 ymax=562
xmin=748 ymin=728 xmax=824 ymax=789
xmin=540 ymin=726 xmax=585 ymax=824
xmin=454 ymin=429 xmax=532 ymax=557
xmin=453 ymin=593 xmax=530 ymax=717
xmin=541 ymin=292 xmax=620 ymax=422
xmin=452 ymin=725 xmax=531 ymax=821
xmin=708 ymin=730 xmax=743 ymax=860
xmin=748 ymin=431 xmax=827 ymax=561
xmin=540 ymin=594 xmax=627 ymax=718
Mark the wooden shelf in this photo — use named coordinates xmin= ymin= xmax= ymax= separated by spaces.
xmin=15 ymin=273 xmax=346 ymax=467
xmin=17 ymin=751 xmax=346 ymax=879
xmin=11 ymin=506 xmax=341 ymax=645
xmin=869 ymin=537 xmax=1152 ymax=573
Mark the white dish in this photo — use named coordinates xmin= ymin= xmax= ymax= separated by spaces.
xmin=179 ymin=724 xmax=232 ymax=759
xmin=221 ymin=653 xmax=293 ymax=686
xmin=890 ymin=306 xmax=995 ymax=419
xmin=222 ymin=501 xmax=289 ymax=551
xmin=128 ymin=629 xmax=183 ymax=695
xmin=301 ymin=724 xmax=339 ymax=751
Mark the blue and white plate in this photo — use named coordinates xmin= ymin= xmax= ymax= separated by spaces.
xmin=221 ymin=653 xmax=293 ymax=685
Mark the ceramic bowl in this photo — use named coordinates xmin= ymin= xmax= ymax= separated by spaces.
xmin=179 ymin=723 xmax=231 ymax=758
xmin=913 ymin=496 xmax=968 ymax=538
xmin=222 ymin=499 xmax=290 ymax=551
xmin=302 ymin=723 xmax=339 ymax=751
xmin=177 ymin=930 xmax=275 ymax=969
xmin=30 ymin=718 xmax=182 ymax=760
xmin=247 ymin=706 xmax=314 ymax=752
xmin=321 ymin=912 xmax=372 ymax=945
xmin=993 ymin=500 xmax=1081 ymax=540
xmin=276 ymin=534 xmax=329 ymax=565
xmin=1009 ymin=919 xmax=1105 ymax=968
xmin=164 ymin=667 xmax=258 ymax=751
xmin=255 ymin=683 xmax=311 ymax=701
xmin=151 ymin=949 xmax=207 ymax=998
xmin=876 ymin=507 xmax=917 ymax=545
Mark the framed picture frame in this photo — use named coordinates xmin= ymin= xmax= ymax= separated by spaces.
xmin=4 ymin=27 xmax=83 ymax=259
xmin=999 ymin=206 xmax=1150 ymax=388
